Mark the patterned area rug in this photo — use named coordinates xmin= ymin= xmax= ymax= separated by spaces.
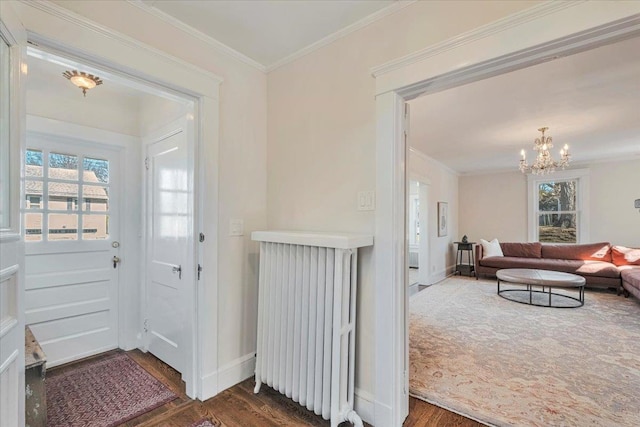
xmin=47 ymin=352 xmax=177 ymax=427
xmin=189 ymin=419 xmax=217 ymax=427
xmin=410 ymin=277 xmax=640 ymax=427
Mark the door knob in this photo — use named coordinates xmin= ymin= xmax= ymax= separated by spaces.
xmin=172 ymin=265 xmax=182 ymax=279
xmin=112 ymin=256 xmax=121 ymax=269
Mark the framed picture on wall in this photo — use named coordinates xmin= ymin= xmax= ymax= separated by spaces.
xmin=438 ymin=202 xmax=448 ymax=237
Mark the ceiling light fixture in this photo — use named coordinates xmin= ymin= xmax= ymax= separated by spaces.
xmin=63 ymin=70 xmax=103 ymax=97
xmin=519 ymin=127 xmax=570 ymax=175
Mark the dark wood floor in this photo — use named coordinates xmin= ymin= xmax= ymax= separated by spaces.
xmin=49 ymin=349 xmax=483 ymax=426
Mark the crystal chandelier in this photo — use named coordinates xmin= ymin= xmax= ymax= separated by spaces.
xmin=519 ymin=127 xmax=570 ymax=175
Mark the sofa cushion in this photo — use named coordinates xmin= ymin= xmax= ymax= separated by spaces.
xmin=500 ymin=242 xmax=542 ymax=258
xmin=481 ymin=238 xmax=503 ymax=257
xmin=541 ymin=242 xmax=611 ymax=262
xmin=480 ymin=256 xmax=620 ymax=278
xmin=621 ymin=268 xmax=640 ymax=290
xmin=611 ymin=246 xmax=640 ymax=266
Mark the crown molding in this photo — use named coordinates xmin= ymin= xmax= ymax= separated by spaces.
xmin=371 ymin=1 xmax=581 ymax=77
xmin=127 ymin=0 xmax=267 ymax=72
xmin=22 ymin=0 xmax=223 ymax=86
xmin=130 ymin=0 xmax=416 ymax=73
xmin=266 ymin=1 xmax=417 ymax=72
xmin=408 ymin=146 xmax=460 ymax=177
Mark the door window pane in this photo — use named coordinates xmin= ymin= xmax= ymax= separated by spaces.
xmin=48 ymin=214 xmax=78 ymax=240
xmin=25 ymin=180 xmax=43 ymax=208
xmin=48 ymin=182 xmax=78 ymax=210
xmin=25 ymin=213 xmax=42 ymax=241
xmin=82 ymin=185 xmax=109 ymax=211
xmin=83 ymin=157 xmax=109 ymax=184
xmin=83 ymin=214 xmax=109 ymax=240
xmin=49 ymin=152 xmax=78 ymax=180
xmin=26 ymin=149 xmax=44 ymax=177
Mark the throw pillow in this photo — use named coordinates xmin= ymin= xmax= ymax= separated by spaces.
xmin=480 ymin=238 xmax=504 ymax=258
xmin=611 ymin=246 xmax=640 ymax=266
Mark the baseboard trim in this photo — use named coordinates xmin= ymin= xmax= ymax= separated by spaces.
xmin=200 ymin=352 xmax=256 ymax=400
xmin=373 ymin=400 xmax=394 ymax=427
xmin=355 ymin=388 xmax=375 ymax=425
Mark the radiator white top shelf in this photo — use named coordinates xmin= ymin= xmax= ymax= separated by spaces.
xmin=252 ymin=230 xmax=373 ymax=249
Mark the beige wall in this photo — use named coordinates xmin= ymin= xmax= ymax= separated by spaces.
xmin=267 ymin=0 xmax=538 ymax=397
xmin=459 ymin=171 xmax=528 ymax=243
xmin=459 ymin=159 xmax=640 ymax=247
xmin=589 ymin=159 xmax=640 ymax=246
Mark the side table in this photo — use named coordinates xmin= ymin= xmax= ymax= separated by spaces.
xmin=454 ymin=241 xmax=476 ymax=277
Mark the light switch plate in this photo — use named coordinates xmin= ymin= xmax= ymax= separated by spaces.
xmin=357 ymin=191 xmax=375 ymax=211
xmin=229 ymin=219 xmax=244 ymax=236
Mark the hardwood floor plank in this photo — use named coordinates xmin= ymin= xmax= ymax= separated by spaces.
xmin=48 ymin=350 xmax=483 ymax=426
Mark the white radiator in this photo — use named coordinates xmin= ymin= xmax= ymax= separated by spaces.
xmin=252 ymin=231 xmax=373 ymax=427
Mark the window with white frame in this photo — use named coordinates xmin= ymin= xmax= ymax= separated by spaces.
xmin=528 ymin=169 xmax=590 ymax=244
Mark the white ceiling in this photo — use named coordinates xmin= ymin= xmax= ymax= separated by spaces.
xmin=140 ymin=0 xmax=395 ymax=69
xmin=409 ymin=36 xmax=640 ymax=175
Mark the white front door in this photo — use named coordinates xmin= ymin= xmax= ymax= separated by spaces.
xmin=145 ymin=124 xmax=191 ymax=376
xmin=0 ymin=5 xmax=26 ymax=426
xmin=23 ymin=140 xmax=120 ymax=366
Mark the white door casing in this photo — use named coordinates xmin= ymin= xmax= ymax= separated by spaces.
xmin=373 ymin=3 xmax=640 ymax=426
xmin=23 ymin=139 xmax=120 ymax=367
xmin=144 ymin=118 xmax=196 ymax=393
xmin=0 ymin=3 xmax=26 ymax=426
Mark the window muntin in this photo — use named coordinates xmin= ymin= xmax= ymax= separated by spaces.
xmin=23 ymin=148 xmax=110 ymax=241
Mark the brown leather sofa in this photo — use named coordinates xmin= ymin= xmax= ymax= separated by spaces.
xmin=475 ymin=242 xmax=640 ymax=293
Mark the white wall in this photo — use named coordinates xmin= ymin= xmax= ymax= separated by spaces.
xmin=459 ymin=170 xmax=528 ymax=243
xmin=409 ymin=149 xmax=459 ymax=282
xmin=266 ymin=0 xmax=537 ymax=400
xmin=459 ymin=159 xmax=640 ymax=246
xmin=17 ymin=0 xmax=268 ymax=393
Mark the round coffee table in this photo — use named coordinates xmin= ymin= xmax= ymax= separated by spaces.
xmin=496 ymin=268 xmax=586 ymax=308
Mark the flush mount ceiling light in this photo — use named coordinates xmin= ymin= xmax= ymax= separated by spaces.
xmin=63 ymin=70 xmax=103 ymax=97
xmin=519 ymin=127 xmax=571 ymax=175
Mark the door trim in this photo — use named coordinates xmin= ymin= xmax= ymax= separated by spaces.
xmin=373 ymin=3 xmax=640 ymax=426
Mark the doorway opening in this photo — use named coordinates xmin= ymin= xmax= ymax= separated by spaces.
xmin=374 ymin=6 xmax=640 ymax=426
xmin=22 ymin=45 xmax=201 ymax=396
xmin=407 ymin=178 xmax=429 ymax=297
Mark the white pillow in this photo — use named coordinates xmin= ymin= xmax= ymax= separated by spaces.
xmin=480 ymin=238 xmax=504 ymax=258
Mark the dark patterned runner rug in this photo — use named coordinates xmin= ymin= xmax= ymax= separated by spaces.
xmin=47 ymin=352 xmax=177 ymax=427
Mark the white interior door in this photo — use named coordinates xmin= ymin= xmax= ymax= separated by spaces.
xmin=23 ymin=140 xmax=120 ymax=367
xmin=145 ymin=125 xmax=191 ymax=375
xmin=0 ymin=5 xmax=26 ymax=426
